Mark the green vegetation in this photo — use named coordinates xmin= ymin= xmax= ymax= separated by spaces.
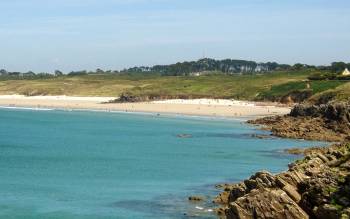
xmin=0 ymin=74 xmax=139 ymax=96
xmin=0 ymin=71 xmax=304 ymax=98
xmin=0 ymin=58 xmax=349 ymax=103
xmin=309 ymin=83 xmax=350 ymax=103
xmin=259 ymin=81 xmax=347 ymax=100
xmin=0 ymin=69 xmax=348 ymax=103
xmin=122 ymin=71 xmax=310 ymax=100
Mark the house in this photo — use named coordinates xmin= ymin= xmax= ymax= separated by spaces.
xmin=342 ymin=68 xmax=350 ymax=76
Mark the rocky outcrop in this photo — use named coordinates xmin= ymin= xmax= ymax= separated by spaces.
xmin=280 ymin=89 xmax=313 ymax=104
xmin=227 ymin=188 xmax=308 ymax=219
xmin=259 ymin=89 xmax=313 ymax=104
xmin=110 ymin=93 xmax=213 ymax=103
xmin=249 ymin=102 xmax=350 ymax=142
xmin=214 ymin=143 xmax=350 ymax=219
xmin=290 ymin=102 xmax=350 ymax=124
xmin=250 ymin=116 xmax=345 ymax=142
xmin=212 ymin=102 xmax=350 ymax=219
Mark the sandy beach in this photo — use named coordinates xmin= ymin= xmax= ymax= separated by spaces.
xmin=0 ymin=95 xmax=291 ymax=118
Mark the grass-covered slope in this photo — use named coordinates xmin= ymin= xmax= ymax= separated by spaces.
xmin=258 ymin=80 xmax=347 ymax=102
xmin=0 ymin=70 xmax=348 ymax=102
xmin=309 ymin=83 xmax=350 ymax=104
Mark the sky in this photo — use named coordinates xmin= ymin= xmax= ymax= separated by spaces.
xmin=0 ymin=0 xmax=349 ymax=72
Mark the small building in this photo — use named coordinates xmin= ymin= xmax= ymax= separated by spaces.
xmin=342 ymin=68 xmax=350 ymax=76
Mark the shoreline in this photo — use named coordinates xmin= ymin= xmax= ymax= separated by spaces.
xmin=211 ymin=101 xmax=350 ymax=218
xmin=0 ymin=95 xmax=291 ymax=119
xmin=0 ymin=105 xmax=255 ymax=123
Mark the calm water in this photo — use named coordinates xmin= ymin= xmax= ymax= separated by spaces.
xmin=0 ymin=108 xmax=324 ymax=219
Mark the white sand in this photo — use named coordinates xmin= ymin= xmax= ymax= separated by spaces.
xmin=153 ymin=99 xmax=256 ymax=106
xmin=0 ymin=95 xmax=291 ymax=118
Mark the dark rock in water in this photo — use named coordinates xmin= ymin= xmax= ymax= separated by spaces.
xmin=188 ymin=196 xmax=205 ymax=202
xmin=250 ymin=133 xmax=272 ymax=139
xmin=285 ymin=148 xmax=306 ymax=155
xmin=177 ymin=134 xmax=193 ymax=138
xmin=284 ymin=147 xmax=325 ymax=156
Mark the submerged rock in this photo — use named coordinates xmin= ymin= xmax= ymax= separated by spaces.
xmin=284 ymin=147 xmax=326 ymax=155
xmin=177 ymin=134 xmax=193 ymax=138
xmin=188 ymin=196 xmax=205 ymax=202
xmin=250 ymin=133 xmax=273 ymax=139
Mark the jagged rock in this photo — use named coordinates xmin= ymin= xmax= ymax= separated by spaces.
xmin=276 ymin=176 xmax=301 ymax=203
xmin=290 ymin=102 xmax=350 ymax=122
xmin=290 ymin=104 xmax=322 ymax=117
xmin=213 ymin=191 xmax=230 ymax=204
xmin=228 ymin=183 xmax=247 ymax=203
xmin=317 ymin=153 xmax=329 ymax=163
xmin=249 ymin=102 xmax=350 ymax=142
xmin=214 ymin=142 xmax=350 ymax=219
xmin=226 ymin=188 xmax=308 ymax=219
xmin=214 ymin=207 xmax=227 ymax=217
xmin=212 ymin=103 xmax=350 ymax=219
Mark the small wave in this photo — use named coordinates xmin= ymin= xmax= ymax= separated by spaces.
xmin=0 ymin=106 xmax=53 ymax=111
xmin=194 ymin=206 xmax=213 ymax=212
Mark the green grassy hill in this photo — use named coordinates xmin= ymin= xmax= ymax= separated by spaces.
xmin=0 ymin=70 xmax=348 ymax=103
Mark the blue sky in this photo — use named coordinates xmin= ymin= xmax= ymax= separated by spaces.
xmin=0 ymin=0 xmax=349 ymax=72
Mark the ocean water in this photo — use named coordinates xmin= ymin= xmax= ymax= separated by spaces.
xmin=0 ymin=108 xmax=324 ymax=219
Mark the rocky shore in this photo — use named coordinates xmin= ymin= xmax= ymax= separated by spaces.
xmin=212 ymin=101 xmax=350 ymax=219
xmin=249 ymin=101 xmax=350 ymax=142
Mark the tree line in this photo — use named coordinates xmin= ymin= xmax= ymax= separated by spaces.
xmin=1 ymin=59 xmax=349 ymax=79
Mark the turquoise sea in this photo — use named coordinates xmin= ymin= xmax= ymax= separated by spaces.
xmin=0 ymin=108 xmax=324 ymax=219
